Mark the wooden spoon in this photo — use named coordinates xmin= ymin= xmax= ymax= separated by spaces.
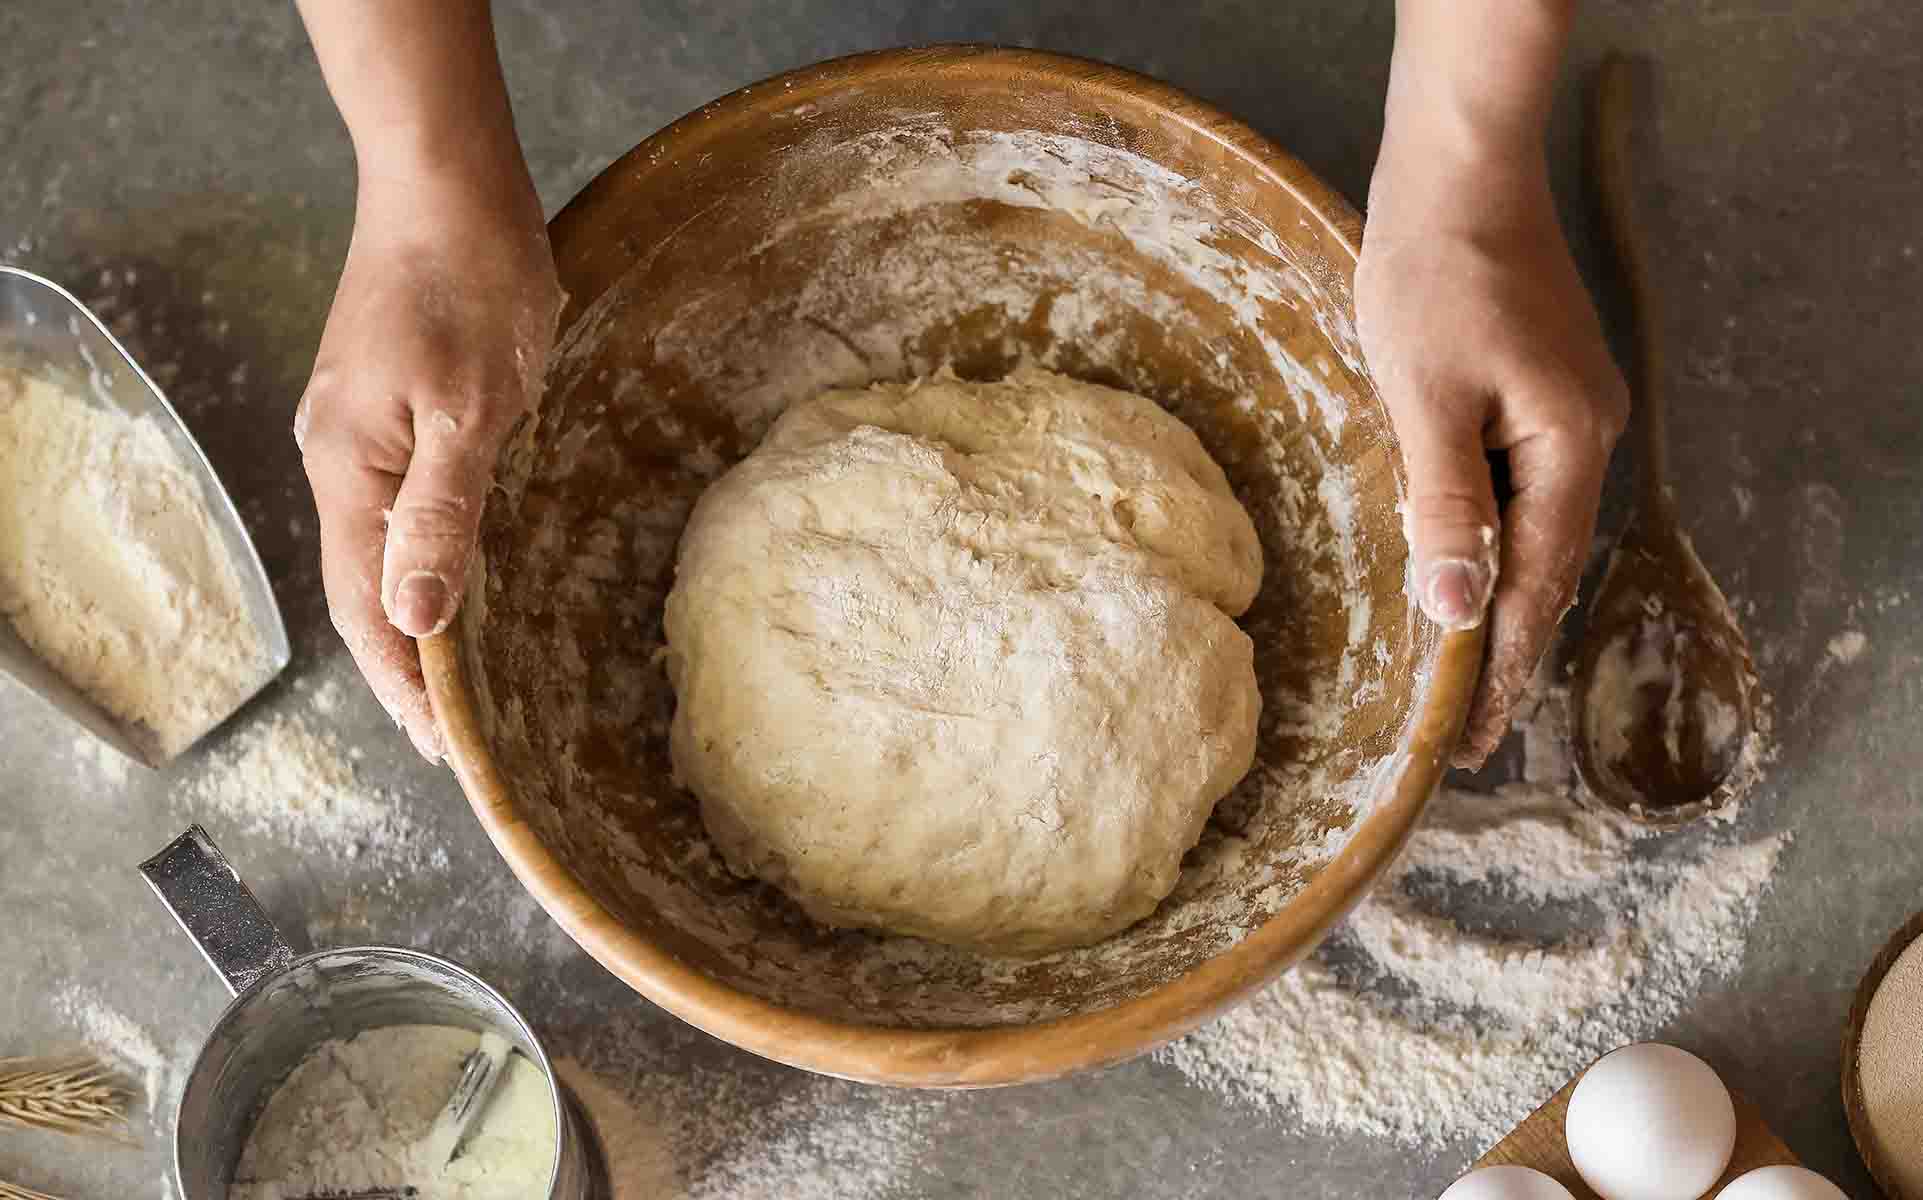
xmin=1569 ymin=53 xmax=1764 ymax=827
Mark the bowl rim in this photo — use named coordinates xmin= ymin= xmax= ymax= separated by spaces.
xmin=421 ymin=43 xmax=1484 ymax=1088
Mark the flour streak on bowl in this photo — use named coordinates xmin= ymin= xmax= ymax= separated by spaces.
xmin=426 ymin=46 xmax=1478 ymax=1085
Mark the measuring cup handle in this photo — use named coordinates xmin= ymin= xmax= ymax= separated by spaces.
xmin=139 ymin=825 xmax=294 ymax=998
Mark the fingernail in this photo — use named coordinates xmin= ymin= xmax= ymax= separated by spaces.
xmin=1422 ymin=560 xmax=1491 ymax=631
xmin=408 ymin=720 xmax=447 ymax=764
xmin=390 ymin=571 xmax=454 ymax=638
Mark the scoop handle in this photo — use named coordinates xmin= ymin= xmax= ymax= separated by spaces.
xmin=139 ymin=825 xmax=293 ymax=998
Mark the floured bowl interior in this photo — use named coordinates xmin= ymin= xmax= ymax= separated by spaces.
xmin=425 ymin=46 xmax=1480 ymax=1085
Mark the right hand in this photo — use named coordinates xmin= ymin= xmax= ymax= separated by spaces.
xmin=296 ymin=169 xmax=561 ymax=759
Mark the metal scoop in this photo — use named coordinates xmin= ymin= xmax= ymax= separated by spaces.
xmin=0 ymin=265 xmax=289 ymax=766
xmin=1569 ymin=56 xmax=1764 ymax=826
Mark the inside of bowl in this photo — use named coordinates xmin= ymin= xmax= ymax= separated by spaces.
xmin=464 ymin=71 xmax=1440 ymax=1028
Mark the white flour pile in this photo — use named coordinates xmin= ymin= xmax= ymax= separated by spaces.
xmin=0 ymin=363 xmax=267 ymax=759
xmin=182 ymin=709 xmax=420 ymax=861
xmin=233 ymin=1026 xmax=556 ymax=1200
xmin=1158 ymin=684 xmax=1786 ymax=1150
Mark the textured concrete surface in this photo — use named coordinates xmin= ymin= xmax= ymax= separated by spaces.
xmin=2 ymin=2 xmax=1920 ymax=1197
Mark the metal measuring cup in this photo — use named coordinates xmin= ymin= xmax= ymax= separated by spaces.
xmin=139 ymin=825 xmax=599 ymax=1200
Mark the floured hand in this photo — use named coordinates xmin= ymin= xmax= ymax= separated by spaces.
xmin=294 ymin=0 xmax=562 ymax=760
xmin=297 ymin=173 xmax=559 ymax=759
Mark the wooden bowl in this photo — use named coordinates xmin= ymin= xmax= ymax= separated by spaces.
xmin=420 ymin=45 xmax=1482 ymax=1086
xmin=1843 ymin=909 xmax=1923 ymax=1199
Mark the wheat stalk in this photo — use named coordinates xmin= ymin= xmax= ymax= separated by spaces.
xmin=0 ymin=1180 xmax=67 ymax=1200
xmin=0 ymin=1054 xmax=134 ymax=1139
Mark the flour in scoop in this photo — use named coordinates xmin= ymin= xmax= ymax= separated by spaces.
xmin=0 ymin=364 xmax=267 ymax=759
xmin=232 ymin=1025 xmax=556 ymax=1200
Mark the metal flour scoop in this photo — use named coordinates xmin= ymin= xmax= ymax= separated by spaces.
xmin=0 ymin=265 xmax=289 ymax=765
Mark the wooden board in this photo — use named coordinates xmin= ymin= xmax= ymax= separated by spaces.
xmin=1475 ymin=1071 xmax=1799 ymax=1197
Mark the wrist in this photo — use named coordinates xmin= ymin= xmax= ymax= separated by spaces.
xmin=1380 ymin=97 xmax=1548 ymax=182
xmin=355 ymin=132 xmax=545 ymax=244
xmin=1368 ymin=139 xmax=1554 ymax=250
xmin=1371 ymin=128 xmax=1549 ymax=213
xmin=1376 ymin=0 xmax=1570 ymax=213
xmin=354 ymin=109 xmax=524 ymax=191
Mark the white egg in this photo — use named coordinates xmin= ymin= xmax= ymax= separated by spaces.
xmin=1718 ymin=1166 xmax=1849 ymax=1200
xmin=1438 ymin=1165 xmax=1578 ymax=1200
xmin=1564 ymin=1042 xmax=1736 ymax=1200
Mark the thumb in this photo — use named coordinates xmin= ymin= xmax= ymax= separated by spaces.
xmin=381 ymin=403 xmax=508 ymax=639
xmin=1393 ymin=395 xmax=1501 ymax=631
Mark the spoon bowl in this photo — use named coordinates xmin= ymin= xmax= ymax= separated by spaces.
xmin=1571 ymin=508 xmax=1761 ymax=824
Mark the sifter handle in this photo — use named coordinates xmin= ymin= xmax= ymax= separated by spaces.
xmin=139 ymin=825 xmax=293 ymax=998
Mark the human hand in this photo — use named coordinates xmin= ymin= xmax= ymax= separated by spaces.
xmin=296 ymin=170 xmax=561 ymax=759
xmin=1357 ymin=146 xmax=1627 ymax=770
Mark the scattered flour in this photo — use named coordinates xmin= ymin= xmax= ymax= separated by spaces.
xmin=180 ymin=709 xmax=418 ymax=861
xmin=1157 ymin=685 xmax=1786 ymax=1151
xmin=556 ymin=1046 xmax=939 ymax=1200
xmin=1826 ymin=629 xmax=1869 ymax=664
xmin=307 ymin=675 xmax=344 ymax=716
xmin=71 ymin=733 xmax=132 ymax=788
xmin=0 ymin=364 xmax=269 ymax=759
xmin=53 ymin=987 xmax=170 ymax=1116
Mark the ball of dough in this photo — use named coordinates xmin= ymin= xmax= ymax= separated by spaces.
xmin=1565 ymin=1043 xmax=1736 ymax=1200
xmin=664 ymin=367 xmax=1262 ymax=955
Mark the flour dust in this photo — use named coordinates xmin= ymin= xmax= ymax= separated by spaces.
xmin=1157 ymin=684 xmax=1786 ymax=1151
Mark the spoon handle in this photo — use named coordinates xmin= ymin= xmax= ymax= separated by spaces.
xmin=1589 ymin=52 xmax=1670 ymax=518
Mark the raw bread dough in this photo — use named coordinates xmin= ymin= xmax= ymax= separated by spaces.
xmin=664 ymin=367 xmax=1262 ymax=954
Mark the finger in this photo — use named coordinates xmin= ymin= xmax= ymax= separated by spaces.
xmin=1387 ymin=386 xmax=1502 ymax=631
xmin=380 ymin=400 xmax=512 ymax=640
xmin=302 ymin=406 xmax=447 ymax=761
xmin=1453 ymin=414 xmax=1612 ymax=770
